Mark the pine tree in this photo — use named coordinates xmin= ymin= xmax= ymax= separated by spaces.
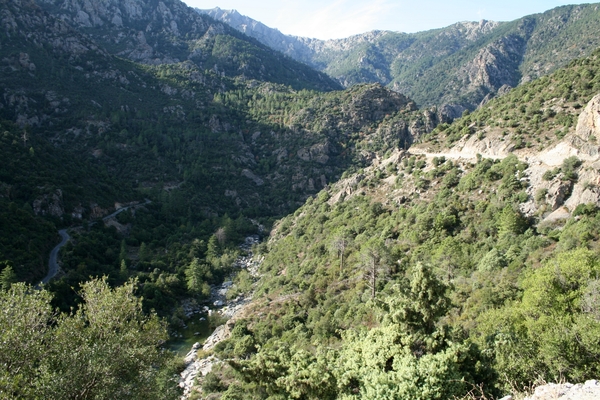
xmin=139 ymin=242 xmax=150 ymax=262
xmin=330 ymin=230 xmax=350 ymax=276
xmin=0 ymin=264 xmax=17 ymax=291
xmin=119 ymin=240 xmax=128 ymax=265
xmin=360 ymin=239 xmax=390 ymax=299
xmin=185 ymin=258 xmax=211 ymax=297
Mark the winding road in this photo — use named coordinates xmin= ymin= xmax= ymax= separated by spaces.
xmin=101 ymin=199 xmax=150 ymax=221
xmin=40 ymin=199 xmax=151 ymax=286
xmin=41 ymin=229 xmax=70 ymax=285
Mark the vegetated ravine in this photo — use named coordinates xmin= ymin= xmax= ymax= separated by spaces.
xmin=2 ymin=0 xmax=600 ymax=399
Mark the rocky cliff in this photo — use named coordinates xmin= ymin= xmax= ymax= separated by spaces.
xmin=36 ymin=0 xmax=340 ymax=91
xmin=524 ymin=380 xmax=600 ymax=400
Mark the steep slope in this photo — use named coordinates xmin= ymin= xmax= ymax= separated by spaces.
xmin=413 ymin=48 xmax=600 ymax=222
xmin=187 ymin=48 xmax=600 ymax=399
xmin=36 ymin=0 xmax=341 ymax=91
xmin=197 ymin=7 xmax=319 ymax=67
xmin=0 ymin=0 xmax=147 ymax=281
xmin=2 ymin=1 xmax=600 ymax=398
xmin=202 ymin=3 xmax=600 ymax=116
xmin=0 ymin=0 xmax=436 ymax=290
xmin=1 ymin=0 xmax=421 ymax=215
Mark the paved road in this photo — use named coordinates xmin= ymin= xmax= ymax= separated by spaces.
xmin=42 ymin=229 xmax=70 ymax=285
xmin=102 ymin=198 xmax=151 ymax=221
xmin=40 ymin=199 xmax=151 ymax=286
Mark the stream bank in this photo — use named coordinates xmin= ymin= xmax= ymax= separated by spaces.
xmin=178 ymin=235 xmax=262 ymax=398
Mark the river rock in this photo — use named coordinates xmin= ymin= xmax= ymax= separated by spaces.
xmin=202 ymin=325 xmax=230 ymax=351
xmin=179 ymin=235 xmax=260 ymax=398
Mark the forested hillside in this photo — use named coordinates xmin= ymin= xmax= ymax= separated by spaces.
xmin=1 ymin=0 xmax=600 ymax=398
xmin=36 ymin=0 xmax=340 ymax=91
xmin=0 ymin=0 xmax=433 ymax=285
xmin=189 ymin=47 xmax=600 ymax=399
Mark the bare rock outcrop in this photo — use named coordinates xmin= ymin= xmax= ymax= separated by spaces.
xmin=525 ymin=380 xmax=600 ymax=400
xmin=571 ymin=93 xmax=600 ymax=159
xmin=241 ymin=169 xmax=264 ymax=186
xmin=518 ymin=94 xmax=600 ymax=218
xmin=447 ymin=34 xmax=524 ymax=105
xmin=297 ymin=142 xmax=331 ymax=164
xmin=33 ymin=189 xmax=64 ymax=217
xmin=415 ymin=93 xmax=600 ymax=221
xmin=36 ymin=0 xmax=209 ymax=64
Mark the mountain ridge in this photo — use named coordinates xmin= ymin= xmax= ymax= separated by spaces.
xmin=37 ymin=0 xmax=341 ymax=91
xmin=199 ymin=4 xmax=600 ymax=116
xmin=0 ymin=0 xmax=434 ymax=283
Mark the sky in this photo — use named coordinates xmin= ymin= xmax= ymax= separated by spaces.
xmin=182 ymin=0 xmax=597 ymax=40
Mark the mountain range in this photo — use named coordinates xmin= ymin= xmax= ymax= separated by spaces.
xmin=2 ymin=0 xmax=600 ymax=398
xmin=200 ymin=4 xmax=600 ymax=116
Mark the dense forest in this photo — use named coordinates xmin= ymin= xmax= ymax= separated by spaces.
xmin=2 ymin=0 xmax=600 ymax=398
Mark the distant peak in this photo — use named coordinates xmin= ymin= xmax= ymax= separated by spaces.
xmin=201 ymin=7 xmax=239 ymax=14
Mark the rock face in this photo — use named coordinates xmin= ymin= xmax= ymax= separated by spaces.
xmin=199 ymin=6 xmax=503 ymax=110
xmin=197 ymin=7 xmax=318 ymax=66
xmin=34 ymin=0 xmax=339 ymax=90
xmin=33 ymin=189 xmax=64 ymax=217
xmin=443 ymin=34 xmax=525 ymax=107
xmin=526 ymin=93 xmax=600 ymax=219
xmin=36 ymin=0 xmax=208 ymax=64
xmin=241 ymin=169 xmax=264 ymax=186
xmin=525 ymin=380 xmax=600 ymax=400
xmin=411 ymin=92 xmax=600 ymax=222
xmin=573 ymin=93 xmax=600 ymax=159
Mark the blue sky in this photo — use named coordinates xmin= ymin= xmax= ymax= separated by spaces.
xmin=183 ymin=0 xmax=598 ymax=39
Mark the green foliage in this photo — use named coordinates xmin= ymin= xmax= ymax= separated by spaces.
xmin=205 ymin=34 xmax=340 ymax=91
xmin=386 ymin=263 xmax=450 ymax=336
xmin=477 ymin=249 xmax=507 ymax=272
xmin=476 ymin=248 xmax=600 ymax=390
xmin=229 ymin=265 xmax=495 ymax=399
xmin=562 ymin=156 xmax=582 ymax=181
xmin=0 ymin=263 xmax=17 ymax=291
xmin=215 ymin=320 xmax=257 ymax=359
xmin=573 ymin=203 xmax=598 ymax=217
xmin=336 ymin=326 xmax=489 ymax=400
xmin=0 ymin=278 xmax=177 ymax=399
xmin=426 ymin=47 xmax=600 ymax=151
xmin=4 ymin=1 xmax=600 ymax=397
xmin=185 ymin=258 xmax=212 ymax=297
xmin=535 ymin=188 xmax=548 ymax=203
xmin=227 ymin=269 xmax=255 ymax=300
xmin=203 ymin=372 xmax=226 ymax=393
xmin=497 ymin=206 xmax=527 ymax=238
xmin=320 ymin=3 xmax=600 ymax=110
xmin=0 ymin=197 xmax=56 ymax=282
xmin=543 ymin=168 xmax=561 ymax=181
xmin=0 ymin=283 xmax=53 ymax=398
